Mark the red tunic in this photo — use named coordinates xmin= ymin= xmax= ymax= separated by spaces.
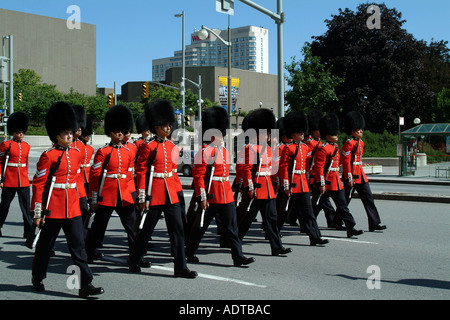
xmin=236 ymin=143 xmax=275 ymax=200
xmin=0 ymin=139 xmax=30 ymax=188
xmin=304 ymin=136 xmax=321 ymax=186
xmin=89 ymin=143 xmax=135 ymax=207
xmin=279 ymin=142 xmax=311 ymax=193
xmin=136 ymin=137 xmax=179 ymax=206
xmin=79 ymin=141 xmax=94 ymax=184
xmin=193 ymin=144 xmax=234 ymax=204
xmin=314 ymin=142 xmax=343 ymax=191
xmin=341 ymin=137 xmax=368 ymax=184
xmin=70 ymin=139 xmax=87 ymax=198
xmin=123 ymin=140 xmax=137 ymax=193
xmin=31 ymin=145 xmax=82 ymax=219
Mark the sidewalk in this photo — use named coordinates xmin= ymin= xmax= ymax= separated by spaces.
xmin=369 ymin=161 xmax=450 ymax=185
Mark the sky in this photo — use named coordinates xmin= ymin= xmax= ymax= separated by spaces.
xmin=1 ymin=0 xmax=449 ymax=94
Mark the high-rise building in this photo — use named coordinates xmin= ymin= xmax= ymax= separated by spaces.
xmin=152 ymin=25 xmax=268 ymax=81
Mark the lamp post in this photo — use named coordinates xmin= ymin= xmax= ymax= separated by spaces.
xmin=198 ymin=25 xmax=233 ymax=156
xmin=175 ymin=11 xmax=186 ymax=132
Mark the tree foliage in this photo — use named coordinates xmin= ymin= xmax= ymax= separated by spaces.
xmin=285 ymin=45 xmax=344 ymax=114
xmin=307 ymin=3 xmax=448 ymax=133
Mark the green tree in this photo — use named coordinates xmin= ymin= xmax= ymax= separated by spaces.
xmin=309 ymin=3 xmax=437 ymax=133
xmin=285 ymin=45 xmax=344 ymax=113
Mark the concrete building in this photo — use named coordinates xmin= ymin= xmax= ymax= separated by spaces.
xmin=121 ymin=65 xmax=278 ymax=128
xmin=0 ymin=9 xmax=96 ymax=96
xmin=152 ymin=26 xmax=269 ymax=82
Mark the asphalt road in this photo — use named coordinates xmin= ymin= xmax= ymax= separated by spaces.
xmin=0 ymin=190 xmax=449 ymax=304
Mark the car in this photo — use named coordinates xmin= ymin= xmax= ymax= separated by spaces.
xmin=177 ymin=149 xmax=195 ymax=176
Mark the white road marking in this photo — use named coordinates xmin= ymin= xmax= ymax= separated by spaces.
xmin=151 ymin=265 xmax=267 ymax=288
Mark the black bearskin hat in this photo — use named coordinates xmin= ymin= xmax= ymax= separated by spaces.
xmin=72 ymin=105 xmax=87 ymax=131
xmin=7 ymin=111 xmax=29 ymax=135
xmin=144 ymin=99 xmax=176 ymax=134
xmin=344 ymin=111 xmax=366 ymax=135
xmin=135 ymin=114 xmax=150 ymax=133
xmin=285 ymin=111 xmax=308 ymax=138
xmin=307 ymin=110 xmax=323 ymax=135
xmin=247 ymin=108 xmax=276 ymax=132
xmin=276 ymin=117 xmax=286 ymax=138
xmin=82 ymin=117 xmax=93 ymax=136
xmin=202 ymin=106 xmax=229 ymax=138
xmin=45 ymin=101 xmax=78 ymax=143
xmin=319 ymin=113 xmax=340 ymax=136
xmin=104 ymin=105 xmax=134 ymax=137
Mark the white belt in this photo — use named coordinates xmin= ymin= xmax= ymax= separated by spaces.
xmin=293 ymin=169 xmax=306 ymax=175
xmin=105 ymin=173 xmax=127 ymax=179
xmin=255 ymin=171 xmax=271 ymax=176
xmin=7 ymin=163 xmax=27 ymax=167
xmin=54 ymin=183 xmax=77 ymax=189
xmin=154 ymin=171 xmax=173 ymax=178
xmin=328 ymin=167 xmax=339 ymax=172
xmin=353 ymin=161 xmax=363 ymax=166
xmin=80 ymin=164 xmax=90 ymax=168
xmin=211 ymin=176 xmax=229 ymax=182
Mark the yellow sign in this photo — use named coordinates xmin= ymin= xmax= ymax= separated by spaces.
xmin=218 ymin=76 xmax=239 ymax=111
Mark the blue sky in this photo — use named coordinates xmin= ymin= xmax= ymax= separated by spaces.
xmin=1 ymin=0 xmax=449 ymax=94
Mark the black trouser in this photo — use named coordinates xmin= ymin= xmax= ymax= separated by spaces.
xmin=238 ymin=198 xmax=283 ymax=250
xmin=345 ymin=180 xmax=382 ymax=228
xmin=0 ymin=186 xmax=32 ymax=235
xmin=32 ymin=216 xmax=93 ymax=286
xmin=85 ymin=194 xmax=137 ymax=256
xmin=314 ymin=189 xmax=356 ymax=229
xmin=129 ymin=198 xmax=187 ymax=272
xmin=186 ymin=202 xmax=243 ymax=260
xmin=310 ymin=185 xmax=338 ymax=227
xmin=290 ymin=193 xmax=322 ymax=241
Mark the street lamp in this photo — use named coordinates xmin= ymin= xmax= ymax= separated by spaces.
xmin=198 ymin=25 xmax=233 ymax=157
xmin=175 ymin=11 xmax=186 ymax=133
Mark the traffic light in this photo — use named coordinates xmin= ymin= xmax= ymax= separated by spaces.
xmin=142 ymin=82 xmax=149 ymax=98
xmin=18 ymin=92 xmax=22 ymax=101
xmin=184 ymin=115 xmax=190 ymax=127
xmin=107 ymin=93 xmax=114 ymax=107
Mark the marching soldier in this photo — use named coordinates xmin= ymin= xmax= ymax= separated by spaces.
xmin=341 ymin=111 xmax=386 ymax=232
xmin=128 ymin=99 xmax=197 ymax=278
xmin=272 ymin=117 xmax=293 ymax=231
xmin=313 ymin=113 xmax=363 ymax=238
xmin=236 ymin=108 xmax=291 ymax=256
xmin=71 ymin=105 xmax=89 ymax=224
xmin=279 ymin=111 xmax=328 ymax=246
xmin=0 ymin=112 xmax=32 ymax=238
xmin=31 ymin=101 xmax=103 ymax=297
xmin=306 ymin=110 xmax=339 ymax=229
xmin=78 ymin=117 xmax=95 ymax=200
xmin=185 ymin=106 xmax=255 ymax=267
xmin=85 ymin=105 xmax=138 ymax=262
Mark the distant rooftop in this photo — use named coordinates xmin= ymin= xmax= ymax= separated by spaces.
xmin=402 ymin=123 xmax=450 ymax=135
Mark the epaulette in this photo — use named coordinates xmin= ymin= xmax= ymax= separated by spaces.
xmin=43 ymin=146 xmax=57 ymax=154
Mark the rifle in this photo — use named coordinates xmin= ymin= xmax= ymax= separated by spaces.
xmin=0 ymin=142 xmax=12 ymax=183
xmin=85 ymin=149 xmax=113 ymax=229
xmin=138 ymin=140 xmax=159 ymax=231
xmin=246 ymin=143 xmax=266 ymax=212
xmin=316 ymin=145 xmax=339 ymax=206
xmin=26 ymin=150 xmax=65 ymax=249
xmin=199 ymin=146 xmax=219 ymax=228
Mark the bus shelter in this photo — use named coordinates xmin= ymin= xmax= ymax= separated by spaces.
xmin=400 ymin=123 xmax=450 ymax=176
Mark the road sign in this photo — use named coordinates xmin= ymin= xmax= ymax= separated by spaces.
xmin=216 ymin=0 xmax=234 ymax=15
